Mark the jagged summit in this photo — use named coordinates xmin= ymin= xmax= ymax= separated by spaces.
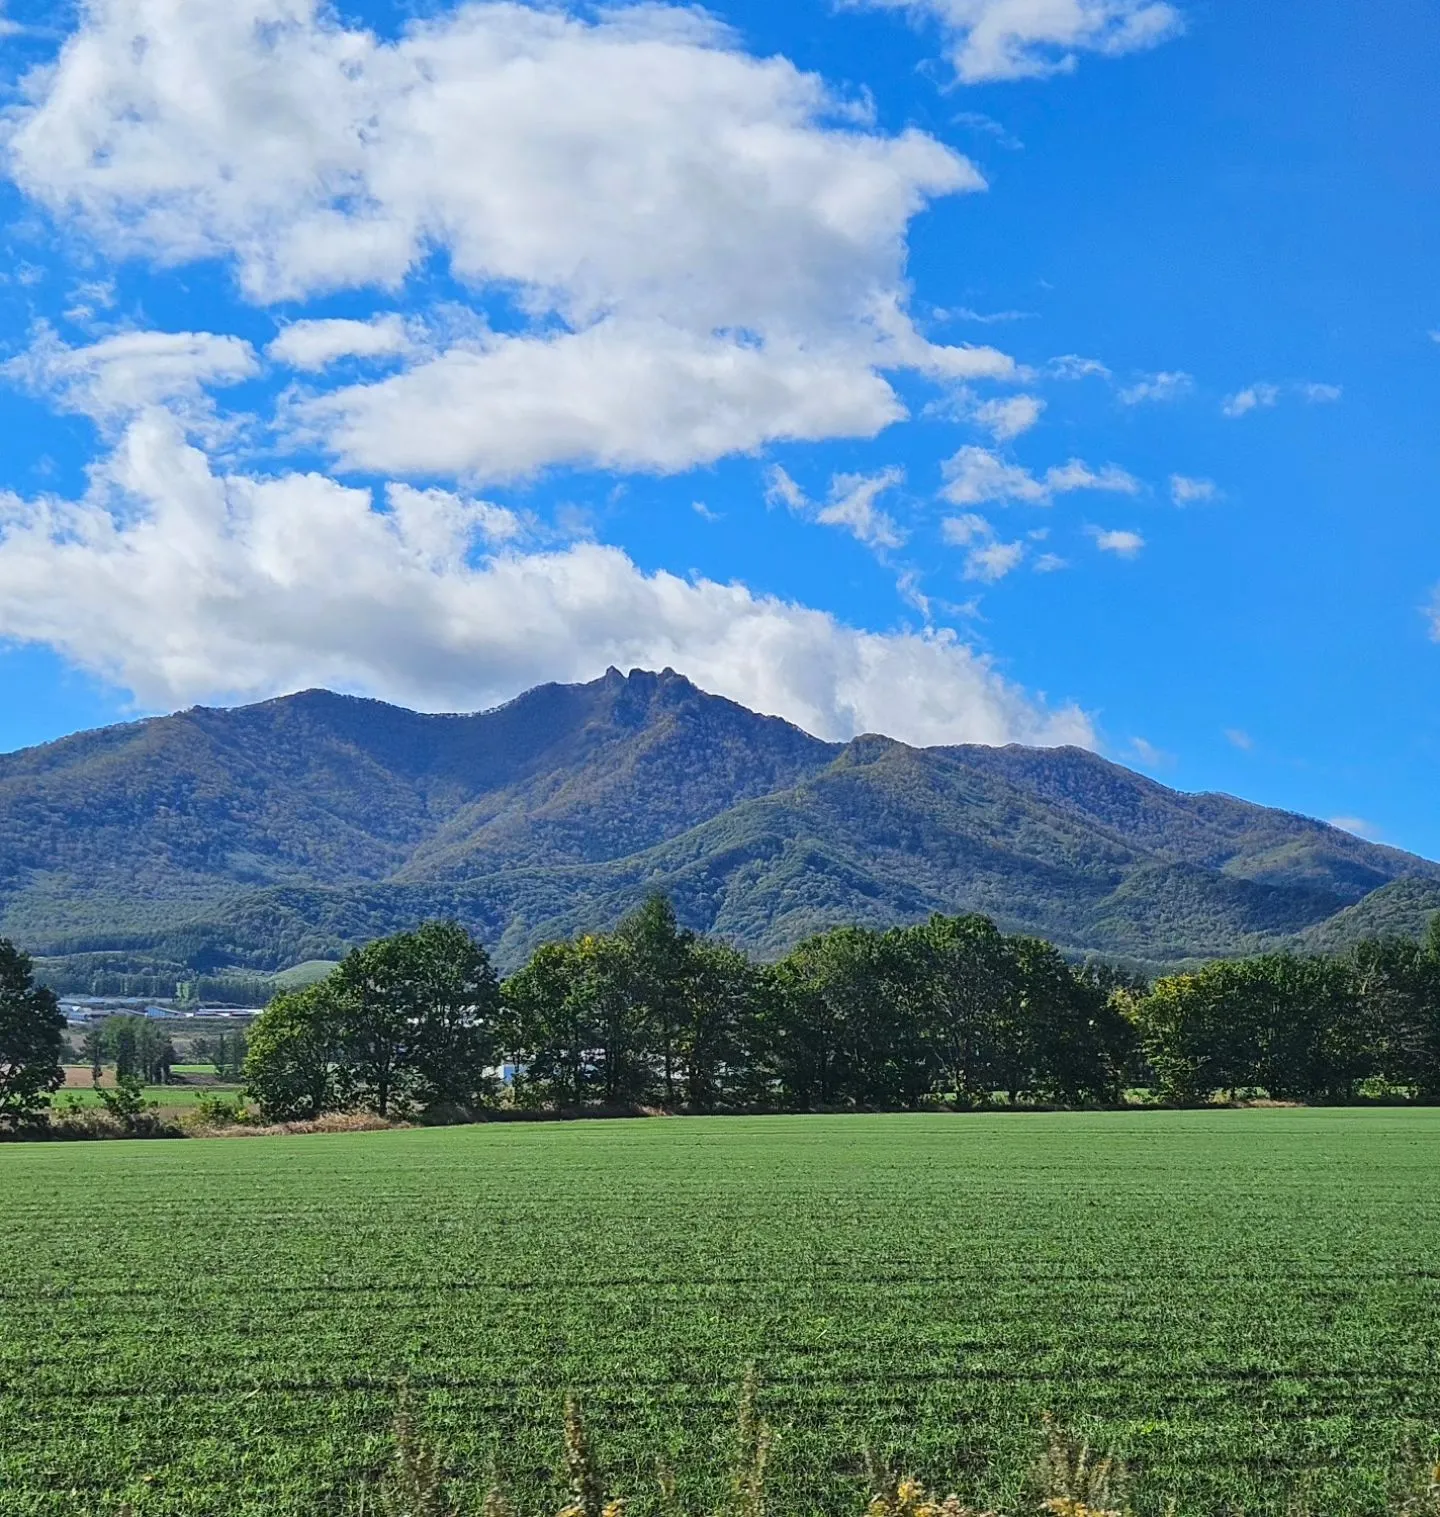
xmin=1 ymin=670 xmax=1435 ymax=975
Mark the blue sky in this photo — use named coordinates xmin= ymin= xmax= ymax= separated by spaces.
xmin=0 ymin=0 xmax=1438 ymax=855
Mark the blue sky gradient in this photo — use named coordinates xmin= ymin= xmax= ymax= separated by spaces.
xmin=1 ymin=0 xmax=1437 ymax=855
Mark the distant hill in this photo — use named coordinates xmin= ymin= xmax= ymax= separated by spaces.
xmin=3 ymin=667 xmax=1436 ymax=982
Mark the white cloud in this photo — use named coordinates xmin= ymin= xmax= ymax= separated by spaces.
xmin=1222 ymin=380 xmax=1341 ymax=419
xmin=1221 ymin=382 xmax=1280 ymax=418
xmin=1047 ymin=354 xmax=1111 ymax=380
xmin=940 ymin=512 xmax=992 ymax=545
xmin=1127 ymin=735 xmax=1172 ymax=768
xmin=1117 ymin=370 xmax=1192 ymax=405
xmin=1032 ymin=552 xmax=1067 ymax=572
xmin=1224 ymin=727 xmax=1253 ymax=750
xmin=766 ymin=463 xmax=907 ymax=551
xmin=0 ymin=411 xmax=1093 ymax=749
xmin=940 ymin=510 xmax=1024 ymax=581
xmin=301 ymin=322 xmax=905 ymax=478
xmin=1089 ymin=526 xmax=1145 ymax=556
xmin=4 ymin=326 xmax=258 ymax=421
xmin=5 ymin=0 xmax=1016 ymax=477
xmin=851 ymin=0 xmax=1183 ymax=82
xmin=940 ymin=445 xmax=1139 ymax=506
xmin=971 ymin=392 xmax=1045 ymax=440
xmin=1328 ymin=815 xmax=1382 ymax=841
xmin=268 ymin=316 xmax=412 ymax=371
xmin=1169 ymin=473 xmax=1218 ymax=505
xmin=1044 ymin=458 xmax=1141 ymax=494
xmin=818 ymin=468 xmax=908 ymax=550
xmin=963 ymin=537 xmax=1026 ymax=582
xmin=942 ymin=447 xmax=1050 ymax=505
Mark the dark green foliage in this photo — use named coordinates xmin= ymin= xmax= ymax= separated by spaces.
xmin=243 ymin=922 xmax=501 ymax=1120
xmin=0 ymin=938 xmax=64 ymax=1126
xmin=502 ymin=902 xmax=1133 ymax=1112
xmin=4 ymin=669 xmax=1438 ymax=982
xmin=96 ymin=1014 xmax=176 ymax=1083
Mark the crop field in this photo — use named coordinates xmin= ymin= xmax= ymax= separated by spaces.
xmin=2 ymin=1111 xmax=1439 ymax=1516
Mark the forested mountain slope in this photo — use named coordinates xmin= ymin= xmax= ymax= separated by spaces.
xmin=2 ymin=668 xmax=1435 ymax=978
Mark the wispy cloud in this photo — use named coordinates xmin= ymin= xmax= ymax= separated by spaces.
xmin=1170 ymin=474 xmax=1219 ymax=506
xmin=941 ymin=512 xmax=1026 ymax=582
xmin=1223 ymin=380 xmax=1342 ymax=418
xmin=851 ymin=0 xmax=1184 ymax=83
xmin=1118 ymin=370 xmax=1193 ymax=405
xmin=1329 ymin=815 xmax=1383 ymax=841
xmin=1128 ymin=735 xmax=1173 ymax=768
xmin=1222 ymin=382 xmax=1281 ymax=419
xmin=1047 ymin=354 xmax=1112 ymax=381
xmin=1224 ymin=727 xmax=1253 ymax=751
xmin=942 ymin=446 xmax=1139 ymax=506
xmin=766 ymin=465 xmax=908 ymax=551
xmin=1089 ymin=527 xmax=1145 ymax=557
xmin=971 ymin=393 xmax=1045 ymax=441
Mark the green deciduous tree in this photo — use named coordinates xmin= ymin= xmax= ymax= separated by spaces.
xmin=0 ymin=939 xmax=65 ymax=1128
xmin=329 ymin=920 xmax=501 ymax=1116
xmin=243 ymin=984 xmax=348 ymax=1121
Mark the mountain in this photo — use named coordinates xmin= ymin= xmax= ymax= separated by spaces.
xmin=2 ymin=668 xmax=1435 ymax=983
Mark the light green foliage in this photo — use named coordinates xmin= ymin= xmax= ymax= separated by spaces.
xmin=1 ymin=1112 xmax=1439 ymax=1514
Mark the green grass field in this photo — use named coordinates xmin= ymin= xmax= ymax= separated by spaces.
xmin=3 ymin=1110 xmax=1439 ymax=1516
xmin=51 ymin=1082 xmax=244 ymax=1111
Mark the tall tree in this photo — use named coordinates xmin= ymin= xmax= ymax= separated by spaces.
xmin=614 ymin=895 xmax=694 ymax=1106
xmin=0 ymin=940 xmax=66 ymax=1128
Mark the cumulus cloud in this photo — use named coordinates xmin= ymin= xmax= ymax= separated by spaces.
xmin=268 ymin=316 xmax=412 ymax=371
xmin=850 ymin=0 xmax=1183 ymax=82
xmin=4 ymin=0 xmax=1020 ymax=478
xmin=1169 ymin=473 xmax=1219 ymax=505
xmin=301 ymin=323 xmax=905 ymax=478
xmin=0 ymin=411 xmax=1092 ymax=748
xmin=1117 ymin=370 xmax=1192 ymax=405
xmin=940 ymin=446 xmax=1140 ymax=507
xmin=1299 ymin=381 xmax=1342 ymax=404
xmin=766 ymin=464 xmax=907 ymax=551
xmin=1089 ymin=526 xmax=1145 ymax=556
xmin=4 ymin=325 xmax=258 ymax=421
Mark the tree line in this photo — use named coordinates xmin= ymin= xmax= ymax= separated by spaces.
xmin=239 ymin=898 xmax=1440 ymax=1121
xmin=6 ymin=899 xmax=1440 ymax=1130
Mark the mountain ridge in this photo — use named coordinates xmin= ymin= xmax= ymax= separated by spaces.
xmin=2 ymin=668 xmax=1434 ymax=979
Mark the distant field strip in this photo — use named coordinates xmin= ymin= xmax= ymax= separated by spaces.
xmin=2 ymin=1112 xmax=1439 ymax=1515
